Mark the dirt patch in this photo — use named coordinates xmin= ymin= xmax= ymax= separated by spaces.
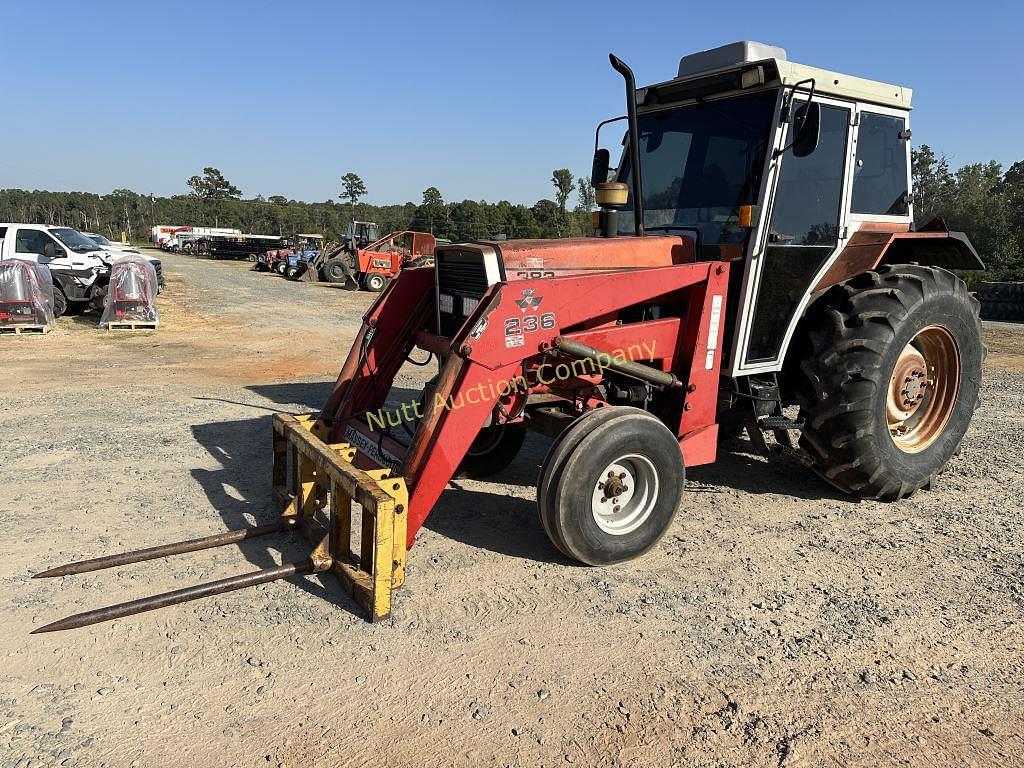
xmin=1 ymin=252 xmax=1022 ymax=767
xmin=984 ymin=321 xmax=1024 ymax=372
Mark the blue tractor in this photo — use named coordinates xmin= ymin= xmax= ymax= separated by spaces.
xmin=283 ymin=234 xmax=327 ymax=279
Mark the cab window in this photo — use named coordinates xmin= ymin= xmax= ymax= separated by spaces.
xmin=851 ymin=112 xmax=909 ymax=216
xmin=16 ymin=229 xmax=55 ymax=254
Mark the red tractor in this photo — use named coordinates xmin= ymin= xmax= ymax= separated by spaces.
xmin=252 ymin=234 xmax=323 ymax=275
xmin=322 ymin=230 xmax=437 ymax=291
xmin=36 ymin=42 xmax=986 ymax=631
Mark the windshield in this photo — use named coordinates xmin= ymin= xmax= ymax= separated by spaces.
xmin=617 ymin=90 xmax=777 ymax=244
xmin=89 ymin=234 xmax=113 ymax=246
xmin=52 ymin=227 xmax=101 ymax=252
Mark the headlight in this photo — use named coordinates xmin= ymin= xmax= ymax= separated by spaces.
xmin=438 ymin=293 xmax=454 ymax=314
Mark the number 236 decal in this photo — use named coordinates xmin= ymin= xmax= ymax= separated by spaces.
xmin=505 ymin=313 xmax=555 ymax=335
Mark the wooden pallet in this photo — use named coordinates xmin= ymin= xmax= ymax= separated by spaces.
xmin=104 ymin=321 xmax=158 ymax=331
xmin=0 ymin=324 xmax=52 ymax=335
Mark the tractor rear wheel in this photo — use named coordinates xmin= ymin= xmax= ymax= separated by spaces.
xmin=460 ymin=424 xmax=527 ymax=479
xmin=792 ymin=264 xmax=982 ymax=500
xmin=538 ymin=406 xmax=684 ymax=565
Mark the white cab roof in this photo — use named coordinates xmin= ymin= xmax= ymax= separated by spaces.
xmin=664 ymin=41 xmax=911 ymax=110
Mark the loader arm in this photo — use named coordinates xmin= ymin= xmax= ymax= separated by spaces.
xmin=34 ymin=257 xmax=730 ymax=630
xmin=318 ymin=259 xmax=730 ymax=549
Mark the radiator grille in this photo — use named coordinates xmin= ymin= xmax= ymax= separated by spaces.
xmin=436 ymin=250 xmax=491 ymax=337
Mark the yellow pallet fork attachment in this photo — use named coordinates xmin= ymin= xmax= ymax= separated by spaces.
xmin=272 ymin=413 xmax=407 ymax=621
xmin=31 ymin=413 xmax=407 ymax=633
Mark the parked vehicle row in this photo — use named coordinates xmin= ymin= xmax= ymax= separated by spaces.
xmin=0 ymin=223 xmax=164 ymax=317
xmin=250 ymin=221 xmax=442 ymax=292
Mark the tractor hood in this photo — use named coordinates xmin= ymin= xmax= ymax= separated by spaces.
xmin=484 ymin=235 xmax=693 ymax=279
xmin=434 ymin=235 xmax=698 ymax=340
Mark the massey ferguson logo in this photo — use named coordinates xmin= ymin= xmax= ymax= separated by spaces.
xmin=516 ymin=289 xmax=543 ymax=313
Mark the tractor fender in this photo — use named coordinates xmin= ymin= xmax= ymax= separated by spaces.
xmin=813 ymin=221 xmax=984 ymax=295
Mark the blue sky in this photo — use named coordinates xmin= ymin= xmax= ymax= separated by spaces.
xmin=1 ymin=0 xmax=1017 ymax=207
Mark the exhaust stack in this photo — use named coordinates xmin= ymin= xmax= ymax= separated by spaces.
xmin=609 ymin=54 xmax=645 ymax=237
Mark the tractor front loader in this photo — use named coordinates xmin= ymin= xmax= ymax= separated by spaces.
xmin=316 ymin=230 xmax=437 ymax=291
xmin=34 ymin=41 xmax=985 ymax=632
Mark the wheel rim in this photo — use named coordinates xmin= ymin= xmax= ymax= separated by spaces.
xmin=590 ymin=454 xmax=659 ymax=536
xmin=887 ymin=325 xmax=960 ymax=453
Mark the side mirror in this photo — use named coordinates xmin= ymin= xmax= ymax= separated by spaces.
xmin=792 ymin=102 xmax=821 ymax=157
xmin=591 ymin=148 xmax=610 ymax=186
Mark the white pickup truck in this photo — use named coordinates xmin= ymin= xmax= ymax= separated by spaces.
xmin=0 ymin=223 xmax=163 ymax=316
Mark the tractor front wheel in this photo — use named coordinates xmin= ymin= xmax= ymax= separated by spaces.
xmin=274 ymin=260 xmax=287 ymax=275
xmin=792 ymin=264 xmax=982 ymax=500
xmin=538 ymin=407 xmax=684 ymax=565
xmin=363 ymin=273 xmax=388 ymax=292
xmin=285 ymin=264 xmax=302 ymax=280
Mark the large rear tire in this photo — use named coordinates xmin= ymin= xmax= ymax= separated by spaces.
xmin=979 ymin=299 xmax=1024 ymax=322
xmin=791 ymin=264 xmax=983 ymax=500
xmin=538 ymin=407 xmax=684 ymax=565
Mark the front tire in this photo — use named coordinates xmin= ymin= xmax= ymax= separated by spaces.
xmin=792 ymin=264 xmax=982 ymax=500
xmin=52 ymin=285 xmax=68 ymax=318
xmin=538 ymin=407 xmax=684 ymax=565
xmin=363 ymin=273 xmax=388 ymax=292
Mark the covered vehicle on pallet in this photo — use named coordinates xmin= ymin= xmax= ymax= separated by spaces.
xmin=99 ymin=255 xmax=159 ymax=329
xmin=0 ymin=259 xmax=55 ymax=332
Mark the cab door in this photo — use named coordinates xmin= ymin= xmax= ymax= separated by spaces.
xmin=735 ymin=97 xmax=855 ymax=371
xmin=14 ymin=228 xmax=70 ymax=268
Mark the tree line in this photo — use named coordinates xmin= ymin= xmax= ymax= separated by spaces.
xmin=912 ymin=147 xmax=1023 ymax=281
xmin=0 ymin=166 xmax=597 ymax=246
xmin=1 ymin=150 xmax=1021 ymax=280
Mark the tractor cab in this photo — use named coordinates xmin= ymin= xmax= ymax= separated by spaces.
xmin=591 ymin=41 xmax=937 ymax=375
xmin=345 ymin=220 xmax=380 ymax=249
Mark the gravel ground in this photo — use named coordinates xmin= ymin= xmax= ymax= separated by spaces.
xmin=1 ymin=251 xmax=1022 ymax=768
